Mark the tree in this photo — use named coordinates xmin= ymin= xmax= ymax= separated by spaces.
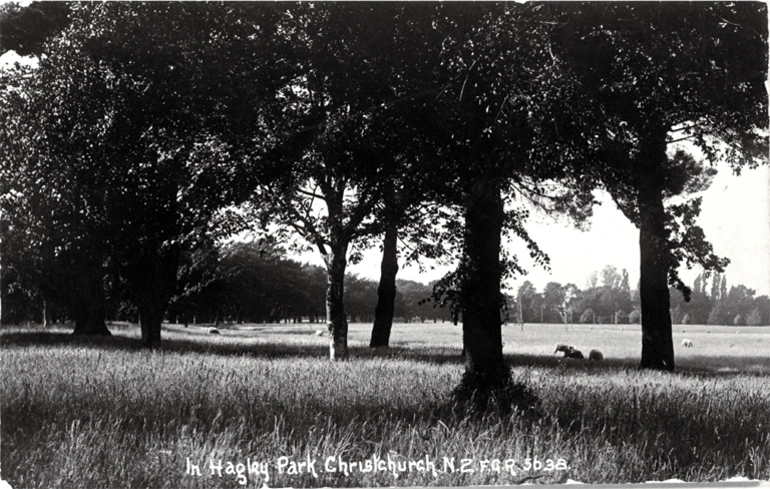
xmin=560 ymin=2 xmax=768 ymax=370
xmin=542 ymin=282 xmax=565 ymax=323
xmin=586 ymin=271 xmax=599 ymax=289
xmin=685 ymin=289 xmax=713 ymax=326
xmin=422 ymin=4 xmax=600 ymax=403
xmin=0 ymin=1 xmax=71 ymax=56
xmin=629 ymin=309 xmax=641 ymax=324
xmin=755 ymin=296 xmax=770 ymax=326
xmin=710 ymin=272 xmax=722 ymax=301
xmin=601 ymin=265 xmax=621 ymax=289
xmin=1 ymin=3 xmax=289 ymax=345
xmin=516 ymin=281 xmax=543 ymax=324
xmin=579 ymin=308 xmax=595 ymax=324
xmin=247 ymin=3 xmax=458 ymax=360
xmin=720 ymin=275 xmax=728 ymax=302
xmin=693 ymin=273 xmax=704 ymax=296
xmin=620 ymin=269 xmax=631 ymax=294
xmin=369 ymin=169 xmax=451 ymax=347
xmin=721 ymin=285 xmax=758 ymax=326
xmin=707 ymin=302 xmax=730 ymax=326
xmin=1 ymin=56 xmax=114 ymax=335
xmin=746 ymin=308 xmax=763 ymax=327
xmin=216 ymin=241 xmax=316 ymax=324
xmin=369 ymin=226 xmax=399 ymax=347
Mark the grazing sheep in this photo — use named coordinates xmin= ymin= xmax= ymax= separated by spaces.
xmin=315 ymin=330 xmax=325 ymax=337
xmin=208 ymin=327 xmax=220 ymax=335
xmin=681 ymin=339 xmax=693 ymax=348
xmin=588 ymin=349 xmax=604 ymax=361
xmin=554 ymin=343 xmax=568 ymax=353
xmin=555 ymin=344 xmax=584 ymax=359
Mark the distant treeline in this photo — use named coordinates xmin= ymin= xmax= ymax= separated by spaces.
xmin=3 ymin=241 xmax=767 ymax=327
xmin=1 ymin=240 xmax=452 ymax=326
xmin=514 ymin=266 xmax=770 ymax=327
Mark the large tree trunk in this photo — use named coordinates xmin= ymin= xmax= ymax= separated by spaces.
xmin=326 ymin=243 xmax=349 ymax=360
xmin=134 ymin=247 xmax=179 ymax=349
xmin=459 ymin=177 xmax=509 ymax=391
xmin=71 ymin=263 xmax=111 ymax=336
xmin=139 ymin=299 xmax=164 ymax=348
xmin=638 ymin=186 xmax=675 ymax=370
xmin=369 ymin=225 xmax=399 ymax=348
xmin=638 ymin=137 xmax=675 ymax=371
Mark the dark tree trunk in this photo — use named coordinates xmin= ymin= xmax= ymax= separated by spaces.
xmin=638 ymin=178 xmax=675 ymax=371
xmin=370 ymin=225 xmax=399 ymax=348
xmin=133 ymin=247 xmax=179 ymax=349
xmin=139 ymin=299 xmax=164 ymax=348
xmin=71 ymin=264 xmax=111 ymax=336
xmin=326 ymin=243 xmax=349 ymax=360
xmin=459 ymin=177 xmax=509 ymax=391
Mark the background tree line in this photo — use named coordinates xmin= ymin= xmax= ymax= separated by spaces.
xmin=1 ymin=238 xmax=454 ymax=326
xmin=515 ymin=266 xmax=769 ymax=327
xmin=5 ymin=240 xmax=767 ymax=327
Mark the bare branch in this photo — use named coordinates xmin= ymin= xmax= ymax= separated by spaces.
xmin=667 ymin=134 xmax=700 ymax=145
xmin=459 ymin=60 xmax=478 ymax=103
xmin=296 ymin=187 xmax=326 ymax=201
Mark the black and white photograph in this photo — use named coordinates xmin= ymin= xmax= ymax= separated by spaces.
xmin=1 ymin=2 xmax=768 ymax=488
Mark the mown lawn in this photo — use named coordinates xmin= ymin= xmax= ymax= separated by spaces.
xmin=1 ymin=322 xmax=769 ymax=488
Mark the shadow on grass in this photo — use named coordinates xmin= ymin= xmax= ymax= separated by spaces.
xmin=2 ymin=327 xmax=767 ymax=377
xmin=0 ymin=328 xmax=467 ymax=365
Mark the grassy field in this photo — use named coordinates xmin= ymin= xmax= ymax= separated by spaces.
xmin=1 ymin=321 xmax=769 ymax=488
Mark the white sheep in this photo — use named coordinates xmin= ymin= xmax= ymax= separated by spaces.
xmin=588 ymin=349 xmax=604 ymax=361
xmin=208 ymin=327 xmax=220 ymax=335
xmin=555 ymin=344 xmax=584 ymax=359
xmin=681 ymin=339 xmax=693 ymax=348
xmin=315 ymin=330 xmax=325 ymax=337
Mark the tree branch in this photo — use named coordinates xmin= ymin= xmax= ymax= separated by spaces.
xmin=282 ymin=196 xmax=328 ymax=256
xmin=667 ymin=134 xmax=700 ymax=145
xmin=296 ymin=186 xmax=326 ymax=201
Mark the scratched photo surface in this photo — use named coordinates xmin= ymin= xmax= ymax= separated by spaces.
xmin=1 ymin=2 xmax=768 ymax=488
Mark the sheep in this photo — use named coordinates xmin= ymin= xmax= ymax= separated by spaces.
xmin=555 ymin=344 xmax=584 ymax=359
xmin=315 ymin=330 xmax=325 ymax=337
xmin=681 ymin=339 xmax=693 ymax=348
xmin=588 ymin=349 xmax=604 ymax=361
xmin=208 ymin=327 xmax=220 ymax=335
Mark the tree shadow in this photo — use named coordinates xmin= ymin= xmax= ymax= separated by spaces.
xmin=2 ymin=328 xmax=767 ymax=376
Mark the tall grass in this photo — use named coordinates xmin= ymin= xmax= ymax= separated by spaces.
xmin=2 ymin=324 xmax=769 ymax=488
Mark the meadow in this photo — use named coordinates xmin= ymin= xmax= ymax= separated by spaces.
xmin=1 ymin=321 xmax=769 ymax=488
